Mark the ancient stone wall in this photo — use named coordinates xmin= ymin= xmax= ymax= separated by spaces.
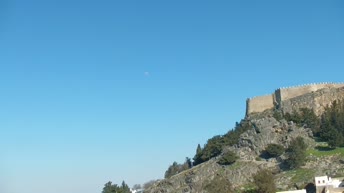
xmin=246 ymin=82 xmax=344 ymax=116
xmin=276 ymin=83 xmax=344 ymax=103
xmin=281 ymin=87 xmax=344 ymax=116
xmin=246 ymin=94 xmax=275 ymax=114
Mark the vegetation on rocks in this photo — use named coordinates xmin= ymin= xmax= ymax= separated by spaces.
xmin=285 ymin=108 xmax=320 ymax=134
xmin=193 ymin=120 xmax=251 ymax=165
xmin=102 ymin=181 xmax=131 ymax=193
xmin=252 ymin=169 xmax=276 ymax=193
xmin=320 ymin=100 xmax=344 ymax=147
xmin=193 ymin=135 xmax=223 ymax=165
xmin=203 ymin=174 xmax=234 ymax=193
xmin=217 ymin=150 xmax=238 ymax=165
xmin=286 ymin=137 xmax=307 ymax=169
xmin=264 ymin=143 xmax=285 ymax=158
xmin=283 ymin=100 xmax=344 ymax=148
xmin=164 ymin=158 xmax=192 ymax=178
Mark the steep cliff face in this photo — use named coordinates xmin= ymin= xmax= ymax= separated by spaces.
xmin=228 ymin=116 xmax=315 ymax=161
xmin=144 ymin=87 xmax=344 ymax=193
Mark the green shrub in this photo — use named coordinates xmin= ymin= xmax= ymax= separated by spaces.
xmin=265 ymin=144 xmax=285 ymax=158
xmin=193 ymin=119 xmax=251 ymax=166
xmin=217 ymin=151 xmax=238 ymax=165
xmin=164 ymin=158 xmax=192 ymax=178
xmin=203 ymin=174 xmax=234 ymax=193
xmin=273 ymin=110 xmax=283 ymax=121
xmin=253 ymin=169 xmax=276 ymax=193
xmin=319 ymin=100 xmax=344 ymax=147
xmin=286 ymin=137 xmax=307 ymax=169
xmin=284 ymin=108 xmax=320 ymax=135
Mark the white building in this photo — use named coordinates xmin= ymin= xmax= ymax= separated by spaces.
xmin=315 ymin=176 xmax=332 ymax=187
xmin=130 ymin=189 xmax=144 ymax=193
xmin=315 ymin=175 xmax=344 ymax=193
xmin=276 ymin=175 xmax=344 ymax=193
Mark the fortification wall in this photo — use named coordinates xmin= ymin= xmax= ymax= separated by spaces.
xmin=246 ymin=82 xmax=344 ymax=116
xmin=246 ymin=94 xmax=274 ymax=114
xmin=281 ymin=86 xmax=344 ymax=116
xmin=277 ymin=83 xmax=344 ymax=102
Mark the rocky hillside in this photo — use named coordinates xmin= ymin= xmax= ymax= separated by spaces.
xmin=144 ymin=87 xmax=344 ymax=193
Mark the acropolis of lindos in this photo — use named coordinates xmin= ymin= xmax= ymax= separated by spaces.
xmin=246 ymin=82 xmax=344 ymax=116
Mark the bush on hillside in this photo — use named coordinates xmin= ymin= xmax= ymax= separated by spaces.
xmin=284 ymin=108 xmax=320 ymax=135
xmin=264 ymin=144 xmax=285 ymax=158
xmin=203 ymin=174 xmax=235 ymax=193
xmin=320 ymin=100 xmax=344 ymax=147
xmin=164 ymin=157 xmax=192 ymax=178
xmin=193 ymin=119 xmax=252 ymax=166
xmin=217 ymin=150 xmax=238 ymax=165
xmin=282 ymin=101 xmax=344 ymax=147
xmin=273 ymin=110 xmax=283 ymax=121
xmin=286 ymin=137 xmax=307 ymax=169
xmin=102 ymin=181 xmax=131 ymax=193
xmin=253 ymin=169 xmax=276 ymax=193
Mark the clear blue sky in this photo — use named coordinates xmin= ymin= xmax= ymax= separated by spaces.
xmin=1 ymin=1 xmax=344 ymax=193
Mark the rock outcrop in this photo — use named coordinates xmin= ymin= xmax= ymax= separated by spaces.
xmin=229 ymin=116 xmax=315 ymax=161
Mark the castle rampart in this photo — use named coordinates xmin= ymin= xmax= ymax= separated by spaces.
xmin=276 ymin=83 xmax=344 ymax=103
xmin=246 ymin=82 xmax=344 ymax=115
xmin=246 ymin=94 xmax=275 ymax=116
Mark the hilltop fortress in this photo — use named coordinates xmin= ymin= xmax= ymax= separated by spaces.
xmin=246 ymin=82 xmax=344 ymax=116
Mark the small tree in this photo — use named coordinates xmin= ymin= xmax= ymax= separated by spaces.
xmin=200 ymin=135 xmax=223 ymax=162
xmin=299 ymin=108 xmax=320 ymax=133
xmin=217 ymin=150 xmax=238 ymax=165
xmin=193 ymin=144 xmax=203 ymax=165
xmin=164 ymin=158 xmax=192 ymax=178
xmin=286 ymin=137 xmax=307 ymax=169
xmin=102 ymin=181 xmax=131 ymax=193
xmin=253 ymin=169 xmax=276 ymax=193
xmin=121 ymin=181 xmax=131 ymax=193
xmin=164 ymin=161 xmax=180 ymax=178
xmin=203 ymin=174 xmax=234 ymax=193
xmin=185 ymin=157 xmax=192 ymax=168
xmin=264 ymin=144 xmax=285 ymax=158
xmin=273 ymin=110 xmax=283 ymax=121
xmin=102 ymin=181 xmax=118 ymax=193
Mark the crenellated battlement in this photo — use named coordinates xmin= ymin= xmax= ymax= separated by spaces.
xmin=246 ymin=82 xmax=344 ymax=116
xmin=248 ymin=93 xmax=272 ymax=100
xmin=276 ymin=82 xmax=344 ymax=90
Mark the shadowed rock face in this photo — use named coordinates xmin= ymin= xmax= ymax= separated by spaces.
xmin=144 ymin=87 xmax=344 ymax=193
